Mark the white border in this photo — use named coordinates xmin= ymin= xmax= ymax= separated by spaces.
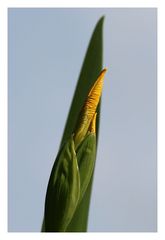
xmin=0 ymin=0 xmax=164 ymax=240
xmin=0 ymin=0 xmax=8 ymax=235
xmin=158 ymin=0 xmax=165 ymax=238
xmin=0 ymin=0 xmax=159 ymax=8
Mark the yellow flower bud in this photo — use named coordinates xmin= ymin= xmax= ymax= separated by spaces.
xmin=74 ymin=68 xmax=107 ymax=149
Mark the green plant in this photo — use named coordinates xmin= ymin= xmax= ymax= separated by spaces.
xmin=42 ymin=16 xmax=105 ymax=232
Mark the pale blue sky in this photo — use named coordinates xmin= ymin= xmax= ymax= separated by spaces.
xmin=8 ymin=8 xmax=157 ymax=232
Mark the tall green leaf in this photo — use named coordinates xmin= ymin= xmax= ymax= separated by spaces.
xmin=62 ymin=16 xmax=104 ymax=232
xmin=60 ymin=16 xmax=104 ymax=149
xmin=42 ymin=16 xmax=104 ymax=232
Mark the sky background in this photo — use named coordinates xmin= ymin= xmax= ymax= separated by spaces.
xmin=8 ymin=8 xmax=157 ymax=232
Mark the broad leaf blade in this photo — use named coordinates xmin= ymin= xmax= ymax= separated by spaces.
xmin=42 ymin=16 xmax=104 ymax=232
xmin=60 ymin=16 xmax=104 ymax=149
xmin=63 ymin=16 xmax=104 ymax=231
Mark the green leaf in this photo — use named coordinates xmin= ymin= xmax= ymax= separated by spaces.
xmin=63 ymin=16 xmax=104 ymax=232
xmin=44 ymin=136 xmax=80 ymax=232
xmin=60 ymin=16 xmax=104 ymax=149
xmin=76 ymin=133 xmax=96 ymax=203
xmin=42 ymin=16 xmax=104 ymax=232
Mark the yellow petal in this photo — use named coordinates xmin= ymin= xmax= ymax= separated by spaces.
xmin=88 ymin=112 xmax=97 ymax=134
xmin=74 ymin=68 xmax=107 ymax=149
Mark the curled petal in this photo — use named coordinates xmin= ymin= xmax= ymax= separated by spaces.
xmin=74 ymin=68 xmax=107 ymax=149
